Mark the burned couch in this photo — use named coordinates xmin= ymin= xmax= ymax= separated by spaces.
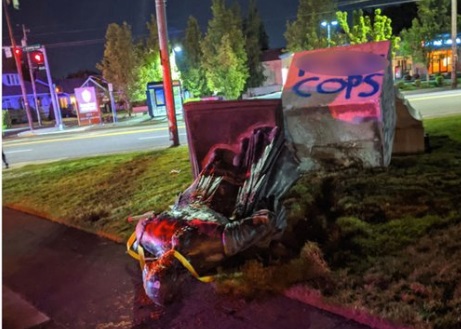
xmin=127 ymin=125 xmax=299 ymax=305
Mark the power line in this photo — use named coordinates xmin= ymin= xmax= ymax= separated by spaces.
xmin=45 ymin=39 xmax=105 ymax=49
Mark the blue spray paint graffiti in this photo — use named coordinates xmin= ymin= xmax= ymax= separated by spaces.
xmin=292 ymin=72 xmax=384 ymax=99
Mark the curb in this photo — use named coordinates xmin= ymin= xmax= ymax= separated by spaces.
xmin=284 ymin=285 xmax=413 ymax=329
xmin=4 ymin=203 xmax=126 ymax=244
xmin=5 ymin=116 xmax=183 ymax=138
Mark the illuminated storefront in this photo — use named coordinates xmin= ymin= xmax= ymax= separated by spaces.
xmin=427 ymin=33 xmax=461 ymax=75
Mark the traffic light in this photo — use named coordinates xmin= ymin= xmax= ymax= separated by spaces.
xmin=30 ymin=50 xmax=45 ymax=69
xmin=13 ymin=47 xmax=23 ymax=60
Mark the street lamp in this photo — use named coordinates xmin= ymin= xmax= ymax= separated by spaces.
xmin=170 ymin=45 xmax=182 ymax=81
xmin=321 ymin=20 xmax=338 ymax=48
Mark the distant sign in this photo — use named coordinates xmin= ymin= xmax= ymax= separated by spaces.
xmin=75 ymin=87 xmax=98 ymax=113
xmin=23 ymin=44 xmax=41 ymax=52
xmin=74 ymin=87 xmax=101 ymax=126
xmin=3 ymin=47 xmax=12 ymax=58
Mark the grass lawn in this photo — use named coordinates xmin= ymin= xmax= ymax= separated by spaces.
xmin=3 ymin=115 xmax=461 ymax=329
xmin=2 ymin=147 xmax=193 ymax=241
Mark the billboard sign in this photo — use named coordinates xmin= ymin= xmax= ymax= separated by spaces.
xmin=75 ymin=87 xmax=98 ymax=113
xmin=74 ymin=87 xmax=101 ymax=125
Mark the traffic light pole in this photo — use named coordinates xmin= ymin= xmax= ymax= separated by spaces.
xmin=451 ymin=0 xmax=458 ymax=89
xmin=41 ymin=46 xmax=63 ymax=129
xmin=3 ymin=0 xmax=34 ymax=131
xmin=22 ymin=24 xmax=41 ymax=126
xmin=155 ymin=0 xmax=179 ymax=147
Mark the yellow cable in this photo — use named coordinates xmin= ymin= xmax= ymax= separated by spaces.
xmin=126 ymin=231 xmax=140 ymax=261
xmin=173 ymin=250 xmax=215 ymax=283
xmin=126 ymin=231 xmax=214 ymax=283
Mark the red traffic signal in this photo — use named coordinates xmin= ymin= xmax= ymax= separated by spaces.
xmin=13 ymin=47 xmax=23 ymax=58
xmin=30 ymin=51 xmax=45 ymax=65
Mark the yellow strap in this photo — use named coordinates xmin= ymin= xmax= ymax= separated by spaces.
xmin=126 ymin=231 xmax=214 ymax=283
xmin=126 ymin=231 xmax=145 ymax=270
xmin=173 ymin=250 xmax=215 ymax=283
xmin=126 ymin=231 xmax=140 ymax=261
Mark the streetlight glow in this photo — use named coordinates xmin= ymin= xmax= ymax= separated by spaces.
xmin=321 ymin=20 xmax=338 ymax=48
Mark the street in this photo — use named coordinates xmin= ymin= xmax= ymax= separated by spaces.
xmin=2 ymin=89 xmax=460 ymax=167
xmin=404 ymin=89 xmax=461 ymax=118
xmin=2 ymin=123 xmax=188 ymax=168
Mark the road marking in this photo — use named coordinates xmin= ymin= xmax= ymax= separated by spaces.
xmin=138 ymin=135 xmax=169 ymax=140
xmin=5 ymin=149 xmax=33 ymax=154
xmin=138 ymin=132 xmax=187 ymax=140
xmin=407 ymin=94 xmax=461 ymax=101
xmin=3 ymin=125 xmax=186 ymax=147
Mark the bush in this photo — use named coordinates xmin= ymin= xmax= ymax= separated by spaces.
xmin=404 ymin=74 xmax=412 ymax=81
xmin=414 ymin=79 xmax=422 ymax=88
xmin=2 ymin=110 xmax=11 ymax=129
xmin=396 ymin=81 xmax=406 ymax=89
xmin=435 ymin=75 xmax=444 ymax=87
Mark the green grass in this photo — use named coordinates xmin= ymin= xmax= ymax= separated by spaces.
xmin=3 ymin=147 xmax=192 ymax=240
xmin=216 ymin=115 xmax=461 ymax=329
xmin=424 ymin=115 xmax=461 ymax=142
xmin=3 ymin=115 xmax=461 ymax=328
xmin=397 ymin=77 xmax=461 ymax=90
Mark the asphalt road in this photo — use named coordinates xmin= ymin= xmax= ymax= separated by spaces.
xmin=404 ymin=89 xmax=461 ymax=118
xmin=2 ymin=123 xmax=188 ymax=168
xmin=2 ymin=207 xmax=373 ymax=329
xmin=2 ymin=89 xmax=460 ymax=167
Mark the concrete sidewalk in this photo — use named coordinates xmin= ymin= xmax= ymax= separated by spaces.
xmin=2 ymin=207 xmax=374 ymax=329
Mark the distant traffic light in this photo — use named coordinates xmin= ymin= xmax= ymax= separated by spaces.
xmin=31 ymin=51 xmax=44 ymax=64
xmin=13 ymin=47 xmax=23 ymax=59
xmin=30 ymin=50 xmax=45 ymax=69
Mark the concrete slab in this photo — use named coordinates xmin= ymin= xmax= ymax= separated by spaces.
xmin=392 ymin=89 xmax=425 ymax=155
xmin=282 ymin=41 xmax=396 ymax=171
xmin=2 ymin=285 xmax=50 ymax=329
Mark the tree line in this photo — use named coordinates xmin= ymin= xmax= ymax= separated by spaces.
xmin=97 ymin=0 xmax=458 ymax=107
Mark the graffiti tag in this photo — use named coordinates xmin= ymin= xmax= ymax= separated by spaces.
xmin=292 ymin=73 xmax=384 ymax=99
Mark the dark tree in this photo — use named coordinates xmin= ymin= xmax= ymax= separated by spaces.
xmin=244 ymin=0 xmax=268 ymax=89
xmin=284 ymin=0 xmax=337 ymax=52
xmin=178 ymin=16 xmax=209 ymax=98
xmin=201 ymin=0 xmax=248 ymax=99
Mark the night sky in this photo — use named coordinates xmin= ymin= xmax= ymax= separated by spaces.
xmin=2 ymin=0 xmax=418 ymax=79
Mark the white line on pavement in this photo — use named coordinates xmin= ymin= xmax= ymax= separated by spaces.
xmin=138 ymin=135 xmax=169 ymax=140
xmin=5 ymin=149 xmax=33 ymax=154
xmin=138 ymin=133 xmax=187 ymax=140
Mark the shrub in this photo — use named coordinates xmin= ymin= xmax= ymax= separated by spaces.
xmin=396 ymin=81 xmax=406 ymax=89
xmin=435 ymin=75 xmax=444 ymax=87
xmin=2 ymin=110 xmax=11 ymax=129
xmin=414 ymin=79 xmax=422 ymax=88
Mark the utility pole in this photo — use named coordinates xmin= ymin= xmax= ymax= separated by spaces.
xmin=451 ymin=0 xmax=458 ymax=89
xmin=41 ymin=46 xmax=63 ymax=129
xmin=108 ymin=83 xmax=117 ymax=123
xmin=155 ymin=0 xmax=179 ymax=146
xmin=22 ymin=24 xmax=41 ymax=126
xmin=3 ymin=0 xmax=34 ymax=131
